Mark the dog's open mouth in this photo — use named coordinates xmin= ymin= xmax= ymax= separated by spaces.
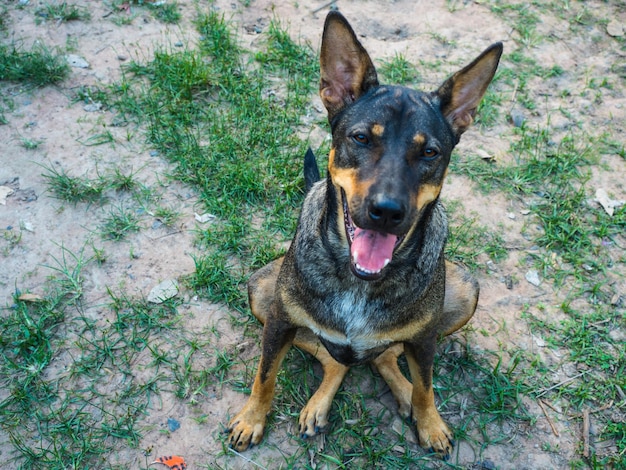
xmin=342 ymin=192 xmax=404 ymax=280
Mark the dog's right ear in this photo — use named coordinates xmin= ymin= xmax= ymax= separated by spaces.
xmin=319 ymin=11 xmax=379 ymax=121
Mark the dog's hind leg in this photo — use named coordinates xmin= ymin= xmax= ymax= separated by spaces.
xmin=248 ymin=258 xmax=284 ymax=324
xmin=442 ymin=260 xmax=479 ymax=336
xmin=372 ymin=344 xmax=412 ymax=419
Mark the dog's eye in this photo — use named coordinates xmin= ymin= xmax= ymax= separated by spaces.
xmin=423 ymin=148 xmax=438 ymax=159
xmin=352 ymin=133 xmax=370 ymax=145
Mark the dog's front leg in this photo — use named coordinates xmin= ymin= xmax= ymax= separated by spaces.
xmin=228 ymin=312 xmax=296 ymax=451
xmin=404 ymin=338 xmax=454 ymax=458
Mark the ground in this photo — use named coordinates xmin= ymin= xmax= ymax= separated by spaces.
xmin=0 ymin=1 xmax=625 ymax=469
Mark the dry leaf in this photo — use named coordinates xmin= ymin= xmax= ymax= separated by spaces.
xmin=152 ymin=455 xmax=187 ymax=470
xmin=475 ymin=149 xmax=495 ymax=161
xmin=18 ymin=293 xmax=44 ymax=302
xmin=147 ymin=279 xmax=179 ymax=304
xmin=595 ymin=188 xmax=625 ymax=217
xmin=194 ymin=212 xmax=215 ymax=223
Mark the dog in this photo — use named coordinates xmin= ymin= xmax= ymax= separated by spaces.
xmin=227 ymin=11 xmax=502 ymax=458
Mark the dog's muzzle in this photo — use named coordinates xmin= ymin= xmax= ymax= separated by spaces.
xmin=342 ymin=191 xmax=404 ymax=280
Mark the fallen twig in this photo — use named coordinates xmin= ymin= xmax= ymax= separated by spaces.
xmin=312 ymin=0 xmax=337 ymax=15
xmin=538 ymin=399 xmax=559 ymax=437
xmin=582 ymin=408 xmax=590 ymax=458
xmin=536 ymin=371 xmax=587 ymax=398
xmin=229 ymin=447 xmax=268 ymax=470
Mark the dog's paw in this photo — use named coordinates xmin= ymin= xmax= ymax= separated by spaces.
xmin=227 ymin=406 xmax=267 ymax=452
xmin=298 ymin=398 xmax=331 ymax=438
xmin=416 ymin=417 xmax=454 ymax=459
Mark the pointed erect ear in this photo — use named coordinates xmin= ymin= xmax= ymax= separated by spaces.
xmin=319 ymin=11 xmax=379 ymax=121
xmin=436 ymin=42 xmax=503 ymax=136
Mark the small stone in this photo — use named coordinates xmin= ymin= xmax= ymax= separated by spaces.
xmin=607 ymin=20 xmax=624 ymax=37
xmin=609 ymin=329 xmax=626 ymax=342
xmin=83 ymin=103 xmax=102 ymax=112
xmin=65 ymin=54 xmax=90 ymax=69
xmin=510 ymin=108 xmax=525 ymax=127
xmin=525 ymin=270 xmax=541 ymax=287
xmin=167 ymin=417 xmax=180 ymax=432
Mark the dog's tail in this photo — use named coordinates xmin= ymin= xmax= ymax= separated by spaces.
xmin=304 ymin=147 xmax=321 ymax=193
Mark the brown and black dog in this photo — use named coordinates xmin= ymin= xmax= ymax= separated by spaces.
xmin=227 ymin=11 xmax=502 ymax=458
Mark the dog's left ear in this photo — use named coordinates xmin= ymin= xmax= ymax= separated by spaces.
xmin=436 ymin=42 xmax=503 ymax=136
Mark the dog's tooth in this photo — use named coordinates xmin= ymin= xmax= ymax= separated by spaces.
xmin=383 ymin=258 xmax=390 ymax=268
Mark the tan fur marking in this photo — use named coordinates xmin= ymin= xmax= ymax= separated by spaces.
xmin=412 ymin=133 xmax=426 ymax=146
xmin=372 ymin=345 xmax=412 ymax=418
xmin=371 ymin=311 xmax=433 ymax=342
xmin=279 ymin=291 xmax=349 ymax=343
xmin=299 ymin=359 xmax=348 ymax=436
xmin=328 ymin=147 xmax=359 ymax=195
xmin=416 ymin=183 xmax=442 ymax=211
xmin=372 ymin=123 xmax=385 ymax=137
xmin=328 ymin=147 xmax=374 ymax=230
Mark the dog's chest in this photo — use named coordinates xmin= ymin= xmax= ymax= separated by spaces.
xmin=306 ymin=289 xmax=394 ymax=364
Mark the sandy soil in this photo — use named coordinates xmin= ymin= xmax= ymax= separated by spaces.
xmin=1 ymin=0 xmax=625 ymax=469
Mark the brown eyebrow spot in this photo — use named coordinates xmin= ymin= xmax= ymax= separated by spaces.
xmin=372 ymin=124 xmax=385 ymax=137
xmin=413 ymin=133 xmax=426 ymax=146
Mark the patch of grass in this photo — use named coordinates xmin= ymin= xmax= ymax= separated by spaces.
xmin=1 ymin=227 xmax=23 ymax=255
xmin=35 ymin=2 xmax=90 ymax=24
xmin=113 ymin=11 xmax=316 ymax=272
xmin=446 ymin=202 xmax=508 ymax=271
xmin=0 ymin=241 xmax=192 ymax=468
xmin=378 ymin=53 xmax=421 ymax=85
xmin=109 ymin=167 xmax=139 ymax=192
xmin=72 ymin=85 xmax=112 ymax=110
xmin=20 ymin=136 xmax=43 ymax=149
xmin=41 ymin=164 xmax=106 ymax=203
xmin=186 ymin=252 xmax=247 ymax=313
xmin=0 ymin=5 xmax=9 ymax=33
xmin=150 ymin=1 xmax=181 ymax=24
xmin=101 ymin=205 xmax=141 ymax=240
xmin=0 ymin=43 xmax=69 ymax=86
xmin=152 ymin=205 xmax=180 ymax=227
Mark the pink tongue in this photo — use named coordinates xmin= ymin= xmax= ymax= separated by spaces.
xmin=351 ymin=228 xmax=398 ymax=273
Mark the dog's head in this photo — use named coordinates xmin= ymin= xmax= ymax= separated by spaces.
xmin=319 ymin=11 xmax=502 ymax=281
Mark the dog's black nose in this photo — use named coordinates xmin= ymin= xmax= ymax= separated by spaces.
xmin=368 ymin=197 xmax=405 ymax=229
